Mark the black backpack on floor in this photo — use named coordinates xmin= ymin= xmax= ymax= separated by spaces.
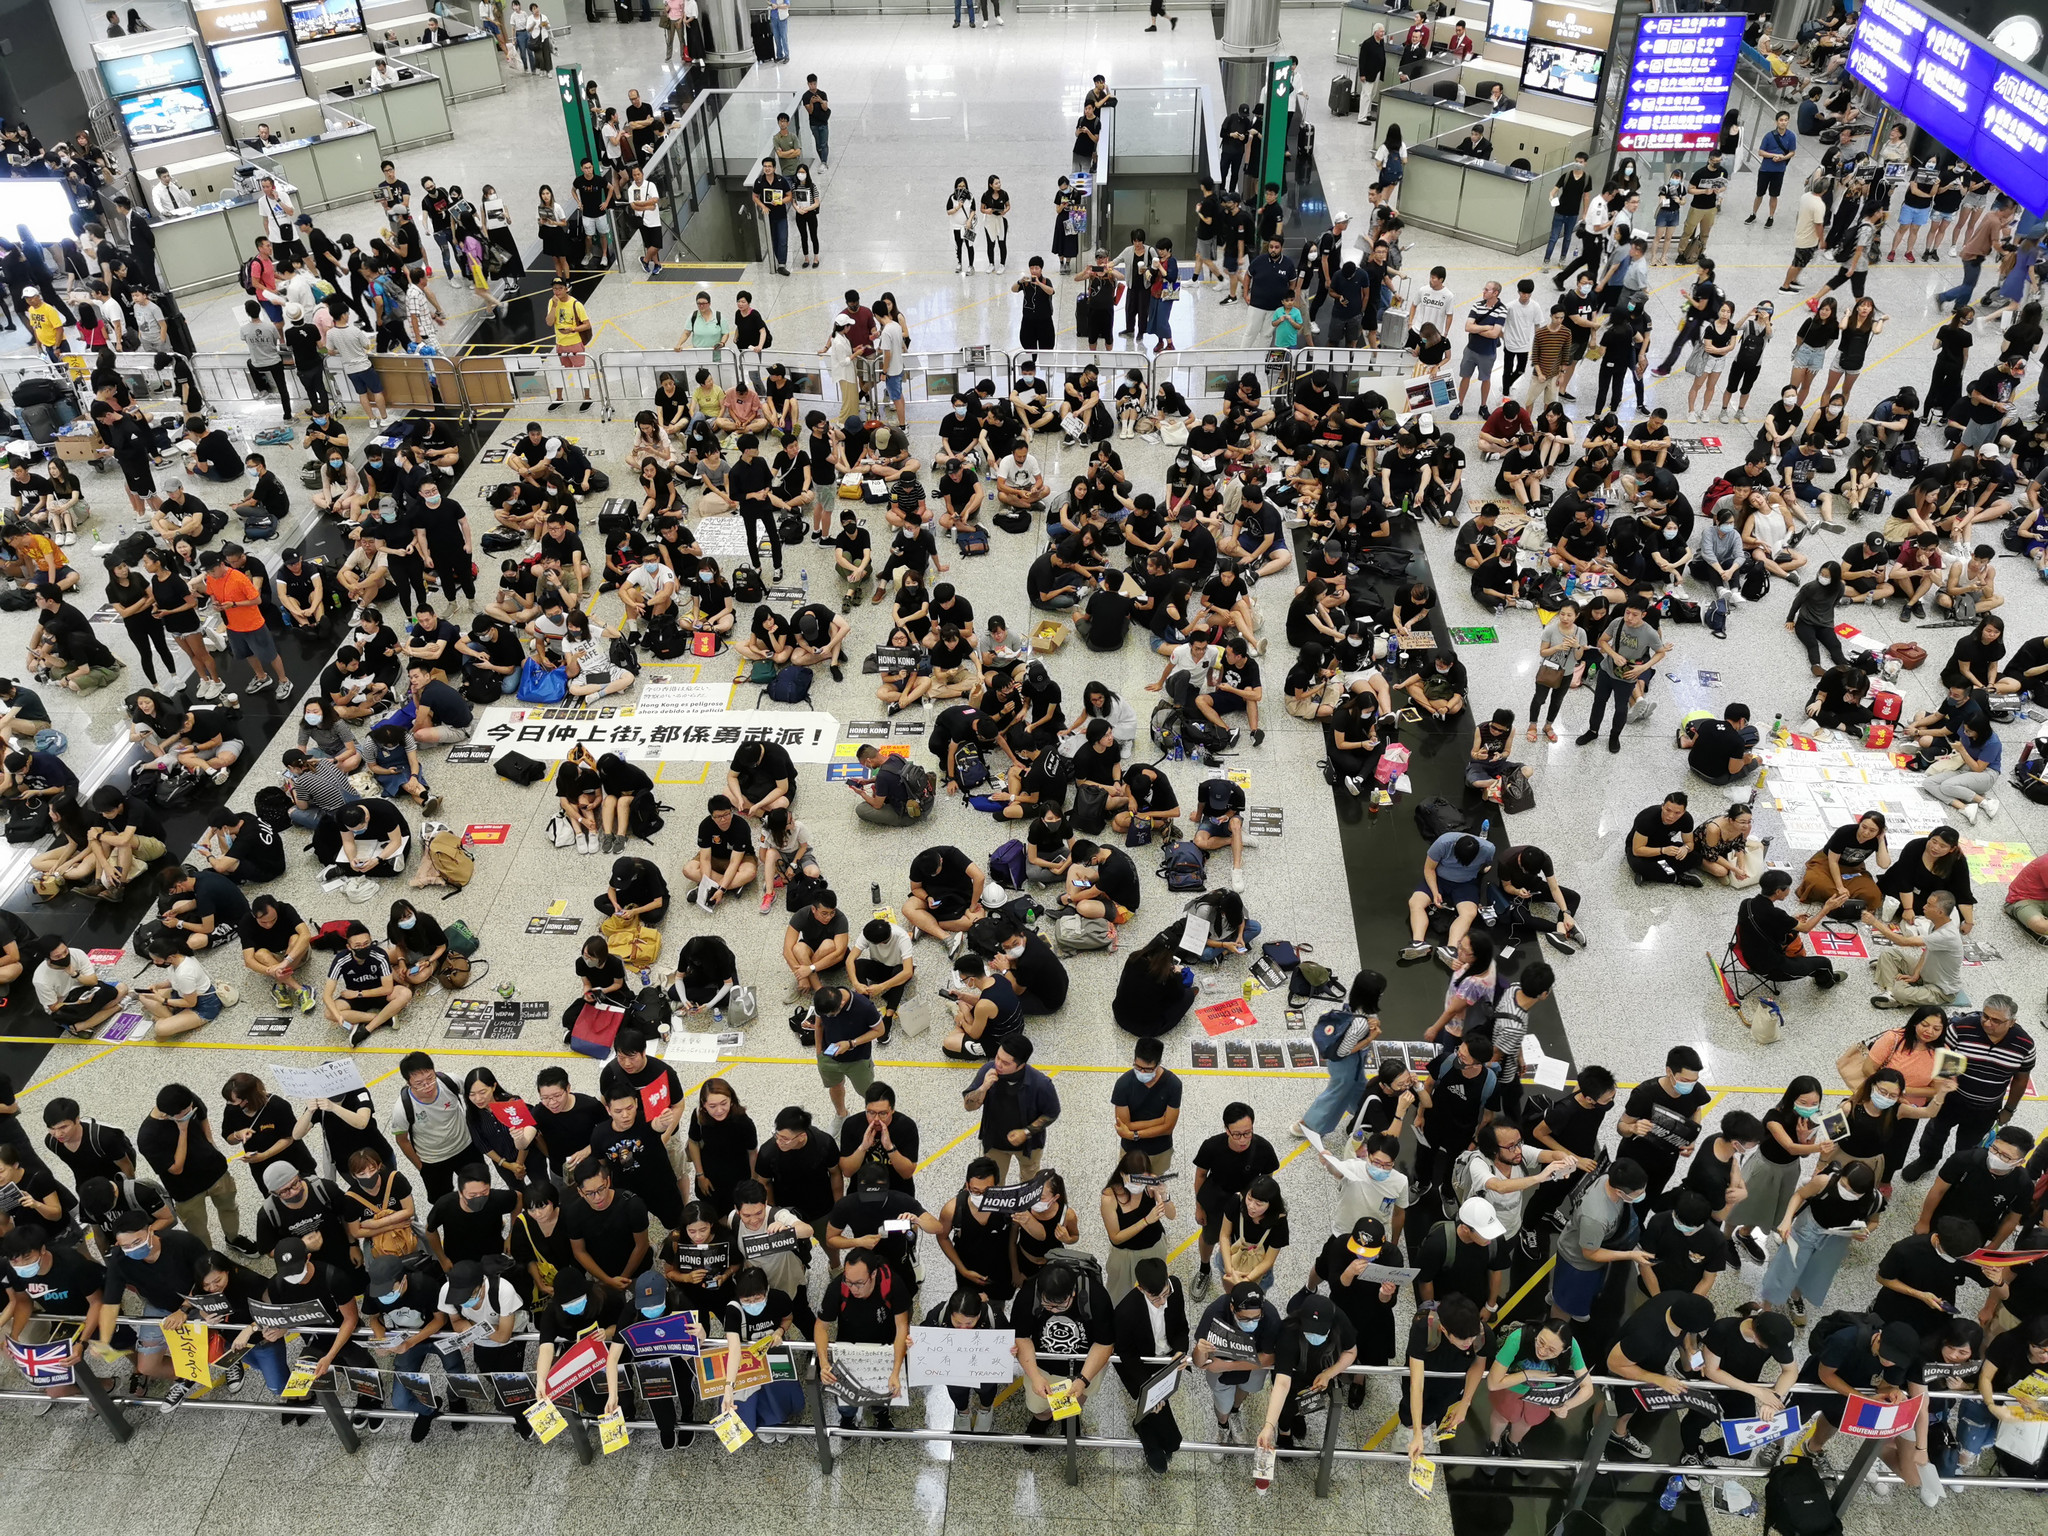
xmin=494 ymin=751 xmax=546 ymax=786
xmin=1764 ymin=1457 xmax=1842 ymax=1536
xmin=1413 ymin=797 xmax=1470 ymax=840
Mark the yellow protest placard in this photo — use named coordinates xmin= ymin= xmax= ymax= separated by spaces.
xmin=1409 ymin=1453 xmax=1437 ymax=1499
xmin=1046 ymin=1382 xmax=1082 ymax=1421
xmin=526 ymin=1398 xmax=569 ymax=1443
xmin=598 ymin=1408 xmax=630 ymax=1453
xmin=712 ymin=1409 xmax=753 ymax=1451
xmin=162 ymin=1321 xmax=211 ymax=1388
xmin=547 ymin=899 xmax=568 ymax=916
xmin=281 ymin=1363 xmax=318 ymax=1400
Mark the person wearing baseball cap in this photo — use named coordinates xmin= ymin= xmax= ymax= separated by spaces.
xmin=1312 ymin=1216 xmax=1401 ymax=1406
xmin=22 ymin=286 xmax=64 ymax=363
xmin=1603 ymin=1289 xmax=1718 ymax=1461
xmin=358 ymin=1250 xmax=451 ymax=1440
xmin=1410 ymin=1196 xmax=1510 ymax=1321
xmin=255 ymin=1232 xmax=374 ymax=1424
xmin=1259 ymin=1290 xmax=1368 ymax=1453
xmin=1191 ymin=1277 xmax=1281 ymax=1447
xmin=1794 ymin=1315 xmax=1936 ymax=1496
xmin=1697 ymin=1309 xmax=1796 ymax=1443
xmin=623 ymin=1265 xmax=698 ymax=1448
xmin=532 ymin=1261 xmax=625 ymax=1420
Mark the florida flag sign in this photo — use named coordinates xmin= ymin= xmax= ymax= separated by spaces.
xmin=1839 ymin=1392 xmax=1922 ymax=1439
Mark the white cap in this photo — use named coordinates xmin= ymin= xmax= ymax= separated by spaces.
xmin=544 ymin=436 xmax=563 ymax=454
xmin=1456 ymin=1196 xmax=1506 ymax=1242
xmin=1415 ymin=411 xmax=1438 ymax=436
xmin=1980 ymin=443 xmax=2002 ymax=460
xmin=20 ymin=286 xmax=35 ymax=298
xmin=1332 ymin=210 xmax=1351 ymax=224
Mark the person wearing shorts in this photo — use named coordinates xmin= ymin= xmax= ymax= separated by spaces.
xmin=546 ymin=278 xmax=593 ymax=411
xmin=1547 ymin=1161 xmax=1645 ymax=1320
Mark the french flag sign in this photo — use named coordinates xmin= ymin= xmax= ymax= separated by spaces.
xmin=1839 ymin=1391 xmax=1923 ymax=1439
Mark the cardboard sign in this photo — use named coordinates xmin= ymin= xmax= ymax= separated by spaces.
xmin=282 ymin=1362 xmax=320 ymax=1399
xmin=6 ymin=1338 xmax=74 ymax=1387
xmin=634 ymin=1360 xmax=679 ymax=1400
xmin=693 ymin=1337 xmax=792 ymax=1395
xmin=526 ymin=916 xmax=583 ymax=935
xmin=488 ymin=1372 xmax=536 ymax=1410
xmin=1046 ymin=1381 xmax=1082 ymax=1420
xmin=1519 ymin=1375 xmax=1582 ymax=1408
xmin=271 ymin=1059 xmax=368 ymax=1102
xmin=1634 ymin=1384 xmax=1720 ymax=1416
xmin=828 ymin=1342 xmax=910 ymax=1407
xmin=162 ymin=1321 xmax=212 ymax=1386
xmin=86 ymin=948 xmax=124 ymax=968
xmin=906 ymin=1325 xmax=1018 ymax=1389
xmin=247 ymin=1015 xmax=291 ymax=1038
xmin=736 ymin=1226 xmax=803 ymax=1261
xmin=542 ymin=1334 xmax=610 ymax=1398
xmin=1806 ymin=928 xmax=1869 ymax=960
xmin=1409 ymin=1451 xmax=1437 ymax=1498
xmin=1190 ymin=1041 xmax=1219 ymax=1069
xmin=1141 ymin=1354 xmax=1186 ymax=1416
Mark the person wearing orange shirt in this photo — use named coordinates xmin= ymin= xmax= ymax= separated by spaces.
xmin=200 ymin=549 xmax=291 ymax=698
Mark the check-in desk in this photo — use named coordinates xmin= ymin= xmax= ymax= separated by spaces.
xmin=323 ymin=68 xmax=453 ymax=153
xmin=1373 ymin=89 xmax=1593 ymax=255
xmin=394 ymin=31 xmax=506 ymax=103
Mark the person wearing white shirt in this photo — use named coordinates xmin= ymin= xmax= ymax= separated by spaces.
xmin=255 ymin=176 xmax=299 ymax=255
xmin=876 ymin=316 xmax=906 ymax=430
xmin=511 ymin=3 xmax=532 ymax=71
xmin=1451 ymin=1123 xmax=1573 ymax=1242
xmin=1498 ymin=278 xmax=1540 ymax=398
xmin=149 ymin=167 xmax=194 ymax=218
xmin=1408 ymin=270 xmax=1454 ymax=342
xmin=31 ymin=940 xmax=130 ymax=1037
xmin=619 ymin=547 xmax=680 ymax=625
xmin=284 ymin=264 xmax=320 ymax=318
xmin=136 ymin=945 xmax=221 ymax=1039
xmin=368 ymin=57 xmax=399 ymax=90
xmin=820 ymin=316 xmax=856 ymax=422
xmin=1305 ymin=1131 xmax=1413 ymax=1242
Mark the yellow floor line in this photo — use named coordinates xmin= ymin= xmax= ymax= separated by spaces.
xmin=914 ymin=1124 xmax=981 ymax=1173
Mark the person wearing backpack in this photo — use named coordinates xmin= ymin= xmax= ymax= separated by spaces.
xmin=1796 ymin=1314 xmax=1939 ymax=1502
xmin=1296 ymin=970 xmax=1385 ymax=1139
xmin=390 ymin=1051 xmax=477 ymax=1204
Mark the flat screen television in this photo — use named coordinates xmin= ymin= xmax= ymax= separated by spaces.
xmin=210 ymin=33 xmax=297 ymax=90
xmin=99 ymin=44 xmax=206 ymax=98
xmin=116 ymin=86 xmax=220 ymax=145
xmin=1520 ymin=39 xmax=1605 ymax=100
xmin=1486 ymin=0 xmax=1534 ymax=45
xmin=290 ymin=0 xmax=363 ymax=43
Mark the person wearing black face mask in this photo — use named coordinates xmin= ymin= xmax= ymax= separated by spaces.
xmin=425 ymin=1162 xmax=517 ymax=1268
xmin=254 ymin=1159 xmax=355 ymax=1269
xmin=825 ymin=1164 xmax=940 ymax=1286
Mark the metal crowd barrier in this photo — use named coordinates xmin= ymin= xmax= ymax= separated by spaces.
xmin=7 ymin=1313 xmax=2047 ymax=1509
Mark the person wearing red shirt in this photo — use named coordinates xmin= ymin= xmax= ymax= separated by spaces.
xmin=1446 ymin=19 xmax=1474 ymax=59
xmin=2002 ymin=849 xmax=2048 ymax=939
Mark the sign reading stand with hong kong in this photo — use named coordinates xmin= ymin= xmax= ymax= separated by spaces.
xmin=1617 ymin=13 xmax=1746 ymax=151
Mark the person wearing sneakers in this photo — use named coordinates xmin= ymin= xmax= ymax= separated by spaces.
xmin=323 ymin=919 xmax=413 ymax=1047
xmin=1192 ymin=1278 xmax=1281 ymax=1453
xmin=202 ymin=548 xmax=291 ymax=701
xmin=1602 ymin=1290 xmax=1717 ymax=1462
xmin=1797 ymin=1317 xmax=1940 ymax=1503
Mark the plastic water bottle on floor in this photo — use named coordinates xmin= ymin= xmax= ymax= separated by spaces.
xmin=1659 ymin=1474 xmax=1684 ymax=1512
xmin=801 ymin=568 xmax=809 ymax=598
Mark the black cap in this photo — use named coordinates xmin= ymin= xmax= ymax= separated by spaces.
xmin=1750 ymin=1311 xmax=1797 ymax=1362
xmin=273 ymin=1235 xmax=310 ymax=1271
xmin=281 ymin=547 xmax=302 ymax=563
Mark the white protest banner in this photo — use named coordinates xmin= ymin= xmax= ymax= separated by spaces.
xmin=271 ymin=1059 xmax=369 ymax=1102
xmin=474 ymin=674 xmax=839 ymax=765
xmin=906 ymin=1325 xmax=1018 ymax=1389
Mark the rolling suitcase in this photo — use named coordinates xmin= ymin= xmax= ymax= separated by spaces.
xmin=1329 ymin=74 xmax=1357 ymax=116
xmin=1376 ymin=308 xmax=1408 ymax=351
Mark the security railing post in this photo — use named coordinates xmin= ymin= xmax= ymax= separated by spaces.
xmin=71 ymin=1359 xmax=133 ymax=1442
xmin=805 ymin=1356 xmax=836 ymax=1471
xmin=1061 ymin=1400 xmax=1081 ymax=1486
xmin=314 ymin=1379 xmax=361 ymax=1454
xmin=1315 ymin=1377 xmax=1345 ymax=1498
xmin=1829 ymin=1436 xmax=1884 ymax=1515
xmin=1564 ymin=1401 xmax=1612 ymax=1512
xmin=558 ymin=1402 xmax=596 ymax=1465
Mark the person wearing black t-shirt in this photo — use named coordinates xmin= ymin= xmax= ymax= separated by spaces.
xmin=534 ymin=1069 xmax=607 ymax=1184
xmin=532 ymin=1264 xmax=626 ymax=1418
xmin=756 ymin=1106 xmax=844 ymax=1224
xmin=1191 ymin=1107 xmax=1279 ymax=1300
xmin=587 ymin=1092 xmax=684 ymax=1230
xmin=1604 ymin=1289 xmax=1716 ymax=1459
xmin=727 ymin=435 xmax=783 ymax=579
xmin=425 ymin=1164 xmax=518 ymax=1266
xmin=561 ymin=1162 xmax=651 ymax=1290
xmin=815 ymin=1250 xmax=912 ymax=1428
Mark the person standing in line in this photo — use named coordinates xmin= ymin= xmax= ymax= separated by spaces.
xmin=1015 ymin=256 xmax=1056 ymax=352
xmin=821 ymin=314 xmax=857 ymax=423
xmin=753 ymin=156 xmax=793 ymax=277
xmin=791 ymin=165 xmax=821 ymax=269
xmin=767 ymin=0 xmax=789 ymax=60
xmin=801 ymin=75 xmax=831 ymax=166
xmin=980 ymin=175 xmax=1010 ymax=273
xmin=946 ymin=177 xmax=978 ymax=274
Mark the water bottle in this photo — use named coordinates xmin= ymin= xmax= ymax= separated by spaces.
xmin=712 ymin=1007 xmax=726 ymax=1027
xmin=871 ymin=882 xmax=882 ymax=905
xmin=1658 ymin=1475 xmax=1684 ymax=1512
xmin=801 ymin=567 xmax=809 ymax=597
xmin=1770 ymin=711 xmax=1784 ymax=742
xmin=1563 ymin=572 xmax=1577 ymax=599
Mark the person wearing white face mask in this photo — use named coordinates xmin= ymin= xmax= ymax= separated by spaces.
xmin=2 ymin=1222 xmax=111 ymax=1405
xmin=718 ymin=1264 xmax=808 ymax=1436
xmin=533 ymin=1263 xmax=625 ymax=1422
xmin=1873 ymin=1216 xmax=1989 ymax=1366
xmin=1726 ymin=1076 xmax=1826 ymax=1266
xmin=1110 ymin=1037 xmax=1183 ymax=1175
xmin=357 ymin=1250 xmax=448 ymax=1440
xmin=1549 ymin=1158 xmax=1653 ymax=1322
xmin=1305 ymin=1130 xmax=1413 ymax=1251
xmin=1616 ymin=1045 xmax=1709 ymax=1211
xmin=1914 ymin=1125 xmax=2035 ymax=1251
xmin=95 ymin=1208 xmax=212 ymax=1395
xmin=433 ymin=1256 xmax=534 ymax=1435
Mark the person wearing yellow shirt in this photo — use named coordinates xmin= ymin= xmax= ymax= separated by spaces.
xmin=3 ymin=528 xmax=75 ymax=592
xmin=544 ymin=276 xmax=592 ymax=412
xmin=23 ymin=287 xmax=65 ymax=363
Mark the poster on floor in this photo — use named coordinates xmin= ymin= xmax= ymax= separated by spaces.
xmin=472 ymin=677 xmax=839 ymax=764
